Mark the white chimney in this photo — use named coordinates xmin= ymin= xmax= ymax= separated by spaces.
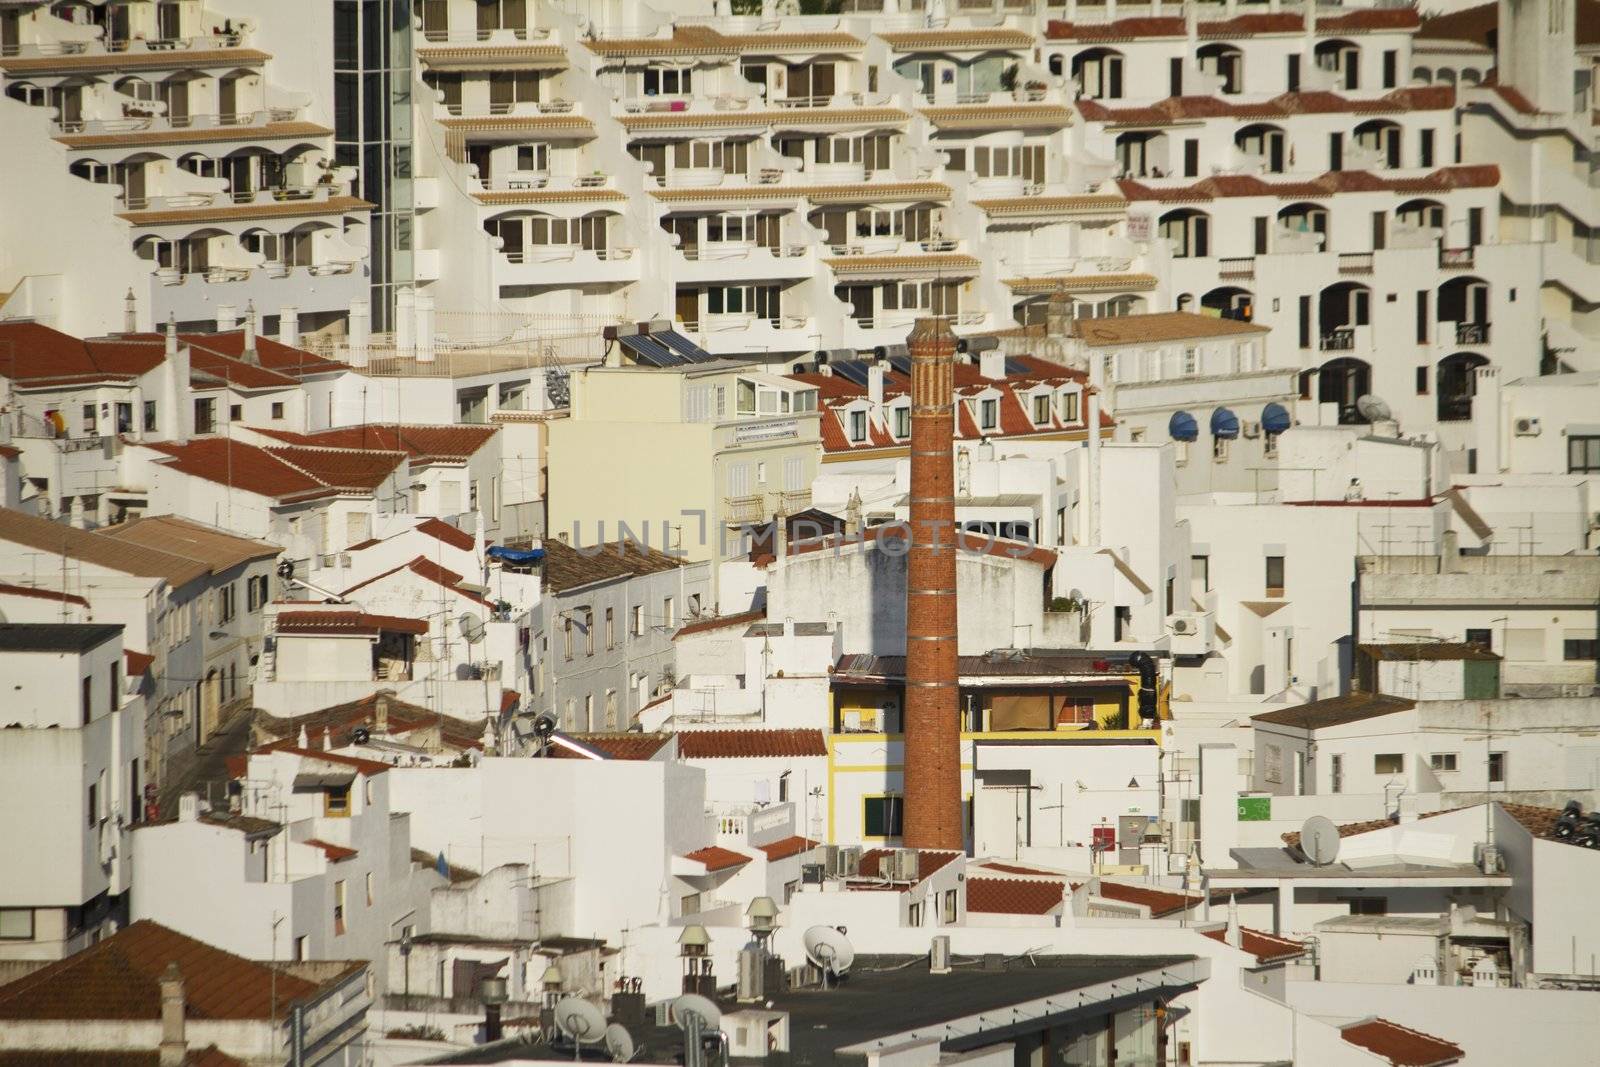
xmin=347 ymin=298 xmax=370 ymax=368
xmin=1225 ymin=895 xmax=1241 ymax=949
xmin=162 ymin=316 xmax=189 ymax=444
xmin=297 ymin=724 xmax=309 ymax=748
xmin=979 ymin=348 xmax=1006 ymax=381
xmin=178 ymin=793 xmax=200 ymax=822
xmin=1085 ymin=367 xmax=1103 ymax=547
xmin=158 ymin=963 xmax=186 ymax=1067
xmin=867 ymin=363 xmax=885 ymax=406
xmin=242 ymin=301 xmax=258 ymax=365
xmin=414 ymin=289 xmax=436 ymax=364
xmin=215 ymin=304 xmax=238 ymax=333
xmin=124 ymin=289 xmax=138 ymax=334
xmin=375 ymin=691 xmax=390 ymax=735
xmin=278 ymin=305 xmax=300 ymax=350
xmin=395 ymin=287 xmax=416 ymax=357
xmin=322 ymin=725 xmax=333 ymax=751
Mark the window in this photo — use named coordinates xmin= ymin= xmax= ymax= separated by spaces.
xmin=109 ymin=662 xmax=119 ymax=708
xmin=1416 ymin=366 xmax=1429 ymax=395
xmin=849 ymin=409 xmax=868 ymax=443
xmin=333 ymin=880 xmax=346 ymax=935
xmin=908 ymin=902 xmax=923 ymax=926
xmin=294 ymin=935 xmax=308 ymax=961
xmin=325 ymin=785 xmax=350 ymax=816
xmin=1374 ymin=753 xmax=1404 ymax=774
xmin=643 ymin=66 xmax=692 ymax=95
xmin=229 ymin=404 xmax=242 ymax=422
xmin=0 ymin=909 xmax=34 ymax=941
xmin=271 ymin=401 xmax=285 ymax=420
xmin=1430 ymin=753 xmax=1458 ymax=772
xmin=1565 ymin=638 xmax=1598 ymax=660
xmin=1060 ymin=392 xmax=1079 ymax=423
xmin=583 ymin=694 xmax=594 ymax=731
xmin=1569 ymin=436 xmax=1600 ymax=473
xmin=563 ymin=617 xmax=574 ymax=660
xmin=1032 ymin=393 xmax=1051 ymax=425
xmin=143 ymin=400 xmax=157 ymax=432
xmin=979 ymin=398 xmax=998 ymax=430
xmin=81 ymin=403 xmax=96 ymax=435
xmin=864 ymin=795 xmax=904 ymax=837
xmin=82 ymin=675 xmax=93 ymax=724
xmin=365 ymin=871 xmax=374 ymax=907
xmin=631 ymin=605 xmax=644 ymax=637
xmin=1488 ymin=751 xmax=1506 ymax=783
xmin=941 ymin=889 xmax=958 ymax=923
xmin=87 ymin=781 xmax=98 ymax=827
xmin=1265 ymin=555 xmax=1285 ymax=596
xmin=583 ymin=608 xmax=594 ymax=656
xmin=193 ymin=398 xmax=216 ymax=435
xmin=219 ymin=583 xmax=236 ymax=624
xmin=1465 ymin=628 xmax=1492 ymax=650
xmin=893 ymin=406 xmax=910 ymax=439
xmin=605 ymin=607 xmax=615 ymax=650
xmin=1344 ymin=897 xmax=1387 ymax=915
xmin=663 ymin=597 xmax=675 ymax=628
xmin=1330 ymin=754 xmax=1343 ymax=794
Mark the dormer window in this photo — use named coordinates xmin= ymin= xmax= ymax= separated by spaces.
xmin=1031 ymin=393 xmax=1051 ymax=426
xmin=1059 ymin=391 xmax=1080 ymax=424
xmin=849 ymin=409 xmax=868 ymax=443
xmin=979 ymin=398 xmax=998 ymax=431
xmin=893 ymin=405 xmax=911 ymax=439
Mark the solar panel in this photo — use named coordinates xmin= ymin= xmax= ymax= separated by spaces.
xmin=620 ymin=333 xmax=684 ymax=367
xmin=655 ymin=330 xmax=718 ymax=363
xmin=887 ymin=355 xmax=911 ymax=376
xmin=829 ymin=360 xmax=872 ymax=387
xmin=1003 ymin=357 xmax=1032 ymax=376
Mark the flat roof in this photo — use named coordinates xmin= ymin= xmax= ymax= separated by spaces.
xmin=0 ymin=623 xmax=122 ymax=654
xmin=430 ymin=955 xmax=1197 ymax=1064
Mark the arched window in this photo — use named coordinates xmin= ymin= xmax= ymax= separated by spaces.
xmin=1314 ymin=39 xmax=1360 ymax=90
xmin=1236 ymin=124 xmax=1287 ymax=173
xmin=1317 ymin=358 xmax=1372 ymax=424
xmin=1196 ymin=43 xmax=1244 ymax=95
xmin=1354 ymin=119 xmax=1402 ymax=169
xmin=1436 ymin=353 xmax=1490 ymax=421
xmin=1071 ymin=48 xmax=1124 ymax=100
xmin=1158 ymin=209 xmax=1210 ymax=258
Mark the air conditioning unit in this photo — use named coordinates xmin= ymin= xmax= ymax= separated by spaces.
xmin=883 ymin=848 xmax=920 ymax=883
xmin=930 ymin=935 xmax=952 ymax=974
xmin=1241 ymin=420 xmax=1261 ymax=439
xmin=1514 ymin=417 xmax=1542 ymax=437
xmin=1171 ymin=616 xmax=1198 ymax=636
xmin=832 ymin=845 xmax=861 ymax=878
xmin=841 ymin=708 xmax=879 ymax=732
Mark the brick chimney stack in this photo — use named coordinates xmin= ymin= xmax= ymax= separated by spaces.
xmin=902 ymin=316 xmax=962 ymax=850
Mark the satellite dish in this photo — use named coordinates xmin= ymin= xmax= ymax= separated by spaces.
xmin=671 ymin=993 xmax=722 ymax=1032
xmin=351 ymin=727 xmax=370 ymax=745
xmin=604 ymin=1023 xmax=636 ymax=1063
xmin=276 ymin=559 xmax=295 ymax=580
xmin=1355 ymin=394 xmax=1393 ymax=423
xmin=1300 ymin=815 xmax=1342 ymax=866
xmin=458 ymin=611 xmax=487 ymax=644
xmin=802 ymin=925 xmax=855 ymax=977
xmin=553 ymin=997 xmax=606 ymax=1044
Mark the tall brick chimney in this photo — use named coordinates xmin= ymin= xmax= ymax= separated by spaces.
xmin=902 ymin=316 xmax=962 ymax=850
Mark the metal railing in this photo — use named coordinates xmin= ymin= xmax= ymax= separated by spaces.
xmin=1440 ymin=246 xmax=1476 ymax=269
xmin=1319 ymin=328 xmax=1356 ymax=351
xmin=1455 ymin=322 xmax=1490 ymax=345
xmin=1218 ymin=257 xmax=1255 ymax=279
xmin=1337 ymin=252 xmax=1374 ymax=274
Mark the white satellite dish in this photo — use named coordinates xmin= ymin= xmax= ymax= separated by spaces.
xmin=802 ymin=925 xmax=855 ymax=979
xmin=604 ymin=1022 xmax=636 ymax=1063
xmin=1355 ymin=394 xmax=1393 ymax=423
xmin=672 ymin=992 xmax=723 ymax=1032
xmin=458 ymin=611 xmax=487 ymax=644
xmin=553 ymin=997 xmax=607 ymax=1044
xmin=1300 ymin=815 xmax=1342 ymax=866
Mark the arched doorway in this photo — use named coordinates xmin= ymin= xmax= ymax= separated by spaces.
xmin=1318 ymin=358 xmax=1372 ymax=424
xmin=1437 ymin=353 xmax=1490 ymax=421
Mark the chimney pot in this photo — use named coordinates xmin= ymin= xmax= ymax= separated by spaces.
xmin=178 ymin=794 xmax=199 ymax=822
xmin=159 ymin=962 xmax=186 ymax=1067
xmin=375 ymin=691 xmax=391 ymax=734
xmin=242 ymin=302 xmax=258 ymax=364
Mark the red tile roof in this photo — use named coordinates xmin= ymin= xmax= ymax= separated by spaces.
xmin=177 ymin=331 xmax=347 ymax=381
xmin=756 ymin=836 xmax=822 ymax=861
xmin=264 ymin=446 xmax=405 ymax=492
xmin=1282 ymin=802 xmax=1567 ymax=847
xmin=1118 ymin=164 xmax=1497 ymax=204
xmin=966 ymin=877 xmax=1065 ymax=915
xmin=674 ymin=608 xmax=767 ymax=640
xmin=339 ymin=555 xmax=492 ymax=608
xmin=1341 ymin=1020 xmax=1463 ymax=1067
xmin=681 ymin=845 xmax=752 ymax=872
xmin=124 ymin=649 xmax=155 ymax=677
xmin=781 ymin=523 xmax=1057 ymax=569
xmin=544 ymin=733 xmax=674 ymax=760
xmin=1200 ymin=926 xmax=1308 ymax=964
xmin=1092 ymin=880 xmax=1199 ymax=917
xmin=255 ymin=692 xmax=485 ymax=753
xmin=142 ymin=439 xmax=335 ymax=502
xmin=0 ymin=582 xmax=89 ymax=607
xmin=978 ymin=861 xmax=1065 ymax=877
xmin=858 ymin=848 xmax=961 ymax=880
xmin=250 ymin=423 xmax=497 ymax=462
xmin=303 ymin=838 xmax=358 ymax=863
xmin=677 ymin=729 xmax=828 ymax=759
xmin=0 ymin=322 xmax=166 ymax=386
xmin=0 ymin=920 xmax=333 ymax=1022
xmin=415 ymin=517 xmax=476 ymax=551
xmin=244 ymin=743 xmax=395 ymax=777
xmin=1047 ymin=8 xmax=1417 ymax=39
xmin=275 ymin=610 xmax=428 ymax=637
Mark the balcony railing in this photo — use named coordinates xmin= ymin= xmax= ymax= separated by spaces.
xmin=680 ymin=244 xmax=809 ymax=261
xmin=1455 ymin=322 xmax=1490 ymax=345
xmin=1440 ymin=246 xmax=1476 ymax=269
xmin=1337 ymin=252 xmax=1374 ymax=274
xmin=502 ymin=246 xmax=635 ymax=264
xmin=724 ymin=494 xmax=765 ymax=523
xmin=1320 ymin=328 xmax=1356 ymax=351
xmin=781 ymin=489 xmax=812 ymax=511
xmin=484 ymin=98 xmax=575 ymax=116
xmin=1 ymin=32 xmax=247 ymax=59
xmin=54 ymin=107 xmax=301 ymax=137
xmin=419 ymin=26 xmax=550 ymax=43
xmin=1217 ymin=257 xmax=1255 ymax=279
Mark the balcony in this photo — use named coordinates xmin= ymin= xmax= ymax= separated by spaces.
xmin=724 ymin=494 xmax=766 ymax=524
xmin=53 ymin=107 xmax=305 ymax=143
xmin=781 ymin=489 xmax=812 ymax=512
xmin=1217 ymin=257 xmax=1255 ymax=279
xmin=1440 ymin=246 xmax=1476 ymax=269
xmin=1320 ymin=328 xmax=1356 ymax=352
xmin=493 ymin=245 xmax=640 ymax=287
xmin=1454 ymin=322 xmax=1491 ymax=345
xmin=149 ymin=261 xmax=367 ymax=324
xmin=1336 ymin=252 xmax=1374 ymax=275
xmin=121 ymin=183 xmax=359 ymax=218
xmin=418 ymin=26 xmax=552 ymax=44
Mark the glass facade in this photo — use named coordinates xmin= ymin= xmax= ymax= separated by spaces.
xmin=334 ymin=0 xmax=413 ymax=331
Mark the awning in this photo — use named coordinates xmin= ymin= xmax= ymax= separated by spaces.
xmin=1168 ymin=410 xmax=1198 ymax=442
xmin=1260 ymin=402 xmax=1292 ymax=435
xmin=1210 ymin=407 xmax=1240 ymax=439
xmin=293 ymin=770 xmax=357 ymax=790
xmin=488 ymin=545 xmax=545 ymax=564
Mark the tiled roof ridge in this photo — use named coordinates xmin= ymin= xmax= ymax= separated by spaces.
xmin=262 ymin=445 xmax=404 ymax=493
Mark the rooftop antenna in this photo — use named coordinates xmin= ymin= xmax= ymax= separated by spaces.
xmin=802 ymin=925 xmax=855 ymax=987
xmin=1299 ymin=815 xmax=1341 ymax=867
xmin=553 ymin=996 xmax=606 ymax=1061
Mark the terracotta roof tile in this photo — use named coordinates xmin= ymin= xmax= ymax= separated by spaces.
xmin=0 ymin=581 xmax=90 ymax=608
xmin=1200 ymin=926 xmax=1307 ymax=963
xmin=439 ymin=115 xmax=595 ymax=136
xmin=1341 ymin=1019 xmax=1463 ymax=1067
xmin=103 ymin=515 xmax=279 ymax=571
xmin=1118 ymin=164 xmax=1494 ymax=204
xmin=966 ymin=877 xmax=1065 ymax=915
xmin=476 ymin=187 xmax=628 ymax=205
xmin=918 ymin=104 xmax=1074 ymax=129
xmin=1254 ymin=693 xmax=1415 ymax=731
xmin=275 ymin=610 xmax=429 ymax=637
xmin=655 ymin=181 xmax=950 ymax=205
xmin=588 ymin=26 xmax=861 ymax=57
xmin=858 ymin=848 xmax=961 ymax=879
xmin=781 ymin=522 xmax=1057 ymax=568
xmin=973 ymin=194 xmax=1126 ymax=216
xmin=0 ymin=1048 xmax=244 ymax=1066
xmin=254 ymin=692 xmax=485 ymax=753
xmin=0 ymin=508 xmax=209 ymax=587
xmin=245 ymin=743 xmax=394 ymax=777
xmin=1062 ymin=310 xmax=1267 ymax=345
xmin=0 ymin=921 xmax=330 ymax=1022
xmin=250 ymin=423 xmax=497 ymax=462
xmin=263 ymin=446 xmax=405 ymax=492
xmin=1093 ymin=880 xmax=1199 ymax=917
xmin=545 ymin=733 xmax=674 ymax=760
xmin=541 ymin=538 xmax=683 ymax=594
xmin=824 ymin=252 xmax=980 ymax=275
xmin=415 ymin=43 xmax=569 ymax=69
xmin=756 ymin=836 xmax=822 ymax=861
xmin=142 ymin=439 xmax=336 ymax=503
xmin=1004 ymin=273 xmax=1158 ymax=295
xmin=303 ymin=838 xmax=358 ymax=863
xmin=1282 ymin=802 xmax=1567 ymax=848
xmin=415 ymin=517 xmax=477 ymax=551
xmin=879 ymin=28 xmax=1035 ymax=49
xmin=681 ymin=845 xmax=752 ymax=872
xmin=0 ymin=46 xmax=270 ymax=75
xmin=677 ymin=729 xmax=828 ymax=759
xmin=0 ymin=322 xmax=166 ymax=384
xmin=674 ymin=608 xmax=766 ymax=640
xmin=978 ymin=861 xmax=1066 ymax=877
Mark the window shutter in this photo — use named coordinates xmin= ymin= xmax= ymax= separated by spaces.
xmin=783 ymin=456 xmax=804 ymax=490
